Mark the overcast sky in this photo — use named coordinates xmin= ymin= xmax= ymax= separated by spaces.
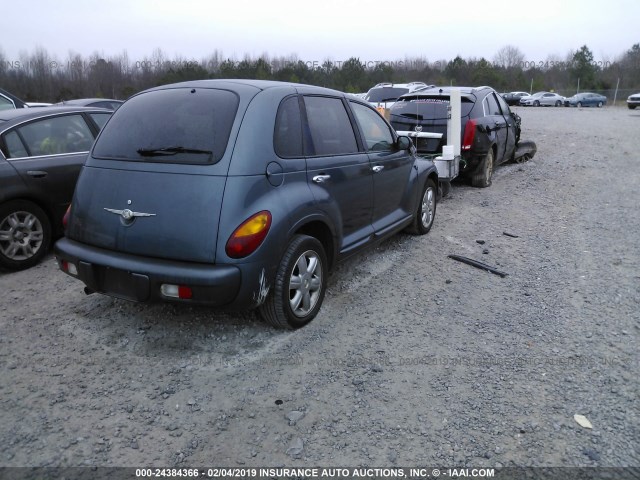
xmin=2 ymin=0 xmax=638 ymax=65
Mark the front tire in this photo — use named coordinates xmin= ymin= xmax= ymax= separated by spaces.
xmin=533 ymin=100 xmax=540 ymax=107
xmin=471 ymin=148 xmax=494 ymax=188
xmin=0 ymin=200 xmax=52 ymax=271
xmin=405 ymin=178 xmax=436 ymax=235
xmin=597 ymin=102 xmax=603 ymax=108
xmin=259 ymin=235 xmax=327 ymax=329
xmin=555 ymin=100 xmax=561 ymax=107
xmin=577 ymin=102 xmax=583 ymax=108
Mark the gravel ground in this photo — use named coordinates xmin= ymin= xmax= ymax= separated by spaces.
xmin=0 ymin=106 xmax=638 ymax=469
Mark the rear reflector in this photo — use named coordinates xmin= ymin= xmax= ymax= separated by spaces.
xmin=61 ymin=260 xmax=78 ymax=276
xmin=160 ymin=284 xmax=193 ymax=299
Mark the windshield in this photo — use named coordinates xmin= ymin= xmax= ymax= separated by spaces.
xmin=365 ymin=87 xmax=410 ymax=103
xmin=92 ymin=88 xmax=239 ymax=164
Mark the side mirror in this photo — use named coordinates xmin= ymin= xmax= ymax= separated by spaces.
xmin=396 ymin=135 xmax=412 ymax=151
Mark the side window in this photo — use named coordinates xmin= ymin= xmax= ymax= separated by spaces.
xmin=2 ymin=130 xmax=29 ymax=158
xmin=485 ymin=93 xmax=501 ymax=116
xmin=274 ymin=96 xmax=303 ymax=158
xmin=90 ymin=112 xmax=112 ymax=130
xmin=303 ymin=96 xmax=358 ymax=156
xmin=495 ymin=93 xmax=511 ymax=116
xmin=350 ymin=102 xmax=394 ymax=152
xmin=16 ymin=114 xmax=94 ymax=156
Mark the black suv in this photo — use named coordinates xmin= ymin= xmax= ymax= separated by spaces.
xmin=55 ymin=80 xmax=439 ymax=329
xmin=389 ymin=86 xmax=521 ymax=187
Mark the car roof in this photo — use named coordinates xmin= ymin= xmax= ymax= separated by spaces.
xmin=140 ymin=79 xmax=346 ymax=98
xmin=0 ymin=106 xmax=112 ymax=129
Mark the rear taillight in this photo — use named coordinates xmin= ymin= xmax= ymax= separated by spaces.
xmin=160 ymin=284 xmax=193 ymax=299
xmin=225 ymin=211 xmax=272 ymax=259
xmin=462 ymin=119 xmax=477 ymax=151
xmin=61 ymin=260 xmax=78 ymax=276
xmin=62 ymin=205 xmax=71 ymax=229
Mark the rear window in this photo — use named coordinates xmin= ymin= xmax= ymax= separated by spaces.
xmin=365 ymin=87 xmax=410 ymax=103
xmin=391 ymin=95 xmax=475 ymax=120
xmin=92 ymin=88 xmax=239 ymax=164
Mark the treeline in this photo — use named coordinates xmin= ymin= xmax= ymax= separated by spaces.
xmin=1 ymin=44 xmax=639 ymax=103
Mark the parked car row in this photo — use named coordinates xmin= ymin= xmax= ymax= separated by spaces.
xmin=4 ymin=78 xmax=634 ymax=329
xmin=501 ymin=90 xmax=614 ymax=108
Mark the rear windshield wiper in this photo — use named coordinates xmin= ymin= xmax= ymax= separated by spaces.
xmin=136 ymin=146 xmax=213 ymax=157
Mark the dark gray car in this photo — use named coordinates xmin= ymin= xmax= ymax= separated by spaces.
xmin=55 ymin=80 xmax=439 ymax=328
xmin=0 ymin=106 xmax=113 ymax=270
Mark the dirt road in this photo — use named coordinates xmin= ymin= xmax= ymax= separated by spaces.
xmin=1 ymin=106 xmax=638 ymax=470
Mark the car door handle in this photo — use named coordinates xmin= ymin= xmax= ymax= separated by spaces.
xmin=312 ymin=174 xmax=331 ymax=184
xmin=27 ymin=170 xmax=48 ymax=178
xmin=372 ymin=165 xmax=384 ymax=173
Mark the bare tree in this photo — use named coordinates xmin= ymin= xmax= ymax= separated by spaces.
xmin=493 ymin=45 xmax=525 ymax=69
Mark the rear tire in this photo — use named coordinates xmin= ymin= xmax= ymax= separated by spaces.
xmin=555 ymin=100 xmax=561 ymax=107
xmin=533 ymin=100 xmax=540 ymax=107
xmin=597 ymin=102 xmax=603 ymax=108
xmin=258 ymin=235 xmax=327 ymax=329
xmin=405 ymin=178 xmax=436 ymax=235
xmin=471 ymin=149 xmax=494 ymax=188
xmin=0 ymin=200 xmax=51 ymax=271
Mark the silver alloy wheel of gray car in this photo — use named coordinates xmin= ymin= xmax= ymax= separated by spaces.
xmin=289 ymin=250 xmax=323 ymax=317
xmin=0 ymin=210 xmax=44 ymax=261
xmin=421 ymin=185 xmax=435 ymax=229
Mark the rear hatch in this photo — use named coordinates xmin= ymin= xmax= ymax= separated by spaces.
xmin=66 ymin=86 xmax=244 ymax=264
xmin=390 ymin=93 xmax=475 ymax=153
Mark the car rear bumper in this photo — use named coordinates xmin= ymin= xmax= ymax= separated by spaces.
xmin=54 ymin=237 xmax=242 ymax=306
xmin=460 ymin=151 xmax=485 ymax=175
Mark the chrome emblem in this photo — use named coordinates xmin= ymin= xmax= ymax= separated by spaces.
xmin=104 ymin=208 xmax=156 ymax=219
xmin=414 ymin=125 xmax=423 ymax=132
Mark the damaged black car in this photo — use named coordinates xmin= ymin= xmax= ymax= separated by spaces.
xmin=389 ymin=86 xmax=532 ymax=188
